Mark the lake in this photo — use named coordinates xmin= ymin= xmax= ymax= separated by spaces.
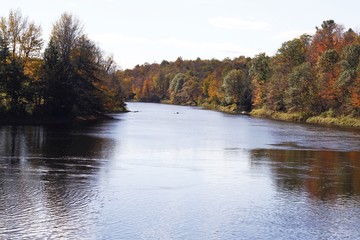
xmin=1 ymin=102 xmax=360 ymax=239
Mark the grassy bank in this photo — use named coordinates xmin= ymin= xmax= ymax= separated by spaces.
xmin=251 ymin=108 xmax=360 ymax=128
xmin=201 ymin=103 xmax=251 ymax=114
xmin=201 ymin=103 xmax=236 ymax=114
xmin=158 ymin=101 xmax=243 ymax=114
xmin=250 ymin=108 xmax=309 ymax=122
xmin=306 ymin=115 xmax=360 ymax=127
xmin=129 ymin=101 xmax=360 ymax=128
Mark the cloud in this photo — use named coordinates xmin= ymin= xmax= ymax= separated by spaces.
xmin=208 ymin=17 xmax=271 ymax=30
xmin=272 ymin=30 xmax=314 ymax=41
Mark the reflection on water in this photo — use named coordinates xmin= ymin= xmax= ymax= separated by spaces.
xmin=1 ymin=102 xmax=360 ymax=239
xmin=0 ymin=124 xmax=115 ymax=239
xmin=251 ymin=149 xmax=360 ymax=200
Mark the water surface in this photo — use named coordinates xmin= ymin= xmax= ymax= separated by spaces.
xmin=1 ymin=102 xmax=360 ymax=239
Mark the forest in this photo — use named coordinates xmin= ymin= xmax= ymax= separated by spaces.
xmin=119 ymin=20 xmax=360 ymax=126
xmin=0 ymin=10 xmax=125 ymax=122
xmin=1 ymin=10 xmax=360 ymax=126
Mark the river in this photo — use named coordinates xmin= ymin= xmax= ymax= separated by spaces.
xmin=1 ymin=102 xmax=360 ymax=239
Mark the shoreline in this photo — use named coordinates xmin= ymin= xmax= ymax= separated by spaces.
xmin=250 ymin=108 xmax=360 ymax=128
xmin=130 ymin=101 xmax=360 ymax=129
xmin=4 ymin=101 xmax=360 ymax=129
xmin=0 ymin=113 xmax=119 ymax=126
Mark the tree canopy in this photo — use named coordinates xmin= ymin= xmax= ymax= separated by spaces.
xmin=1 ymin=13 xmax=360 ymax=122
xmin=118 ymin=20 xmax=360 ymax=118
xmin=0 ymin=10 xmax=125 ymax=118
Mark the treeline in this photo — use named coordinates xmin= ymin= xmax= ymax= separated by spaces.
xmin=120 ymin=20 xmax=360 ymax=123
xmin=119 ymin=56 xmax=253 ymax=112
xmin=0 ymin=10 xmax=125 ymax=119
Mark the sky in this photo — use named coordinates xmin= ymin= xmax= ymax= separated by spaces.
xmin=2 ymin=0 xmax=360 ymax=69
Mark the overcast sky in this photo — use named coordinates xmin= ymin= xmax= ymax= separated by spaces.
xmin=2 ymin=0 xmax=360 ymax=69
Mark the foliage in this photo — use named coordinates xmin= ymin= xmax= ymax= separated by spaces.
xmin=1 ymin=11 xmax=360 ymax=127
xmin=119 ymin=56 xmax=251 ymax=112
xmin=0 ymin=10 xmax=125 ymax=118
xmin=118 ymin=19 xmax=360 ymax=126
xmin=222 ymin=69 xmax=251 ymax=110
xmin=285 ymin=63 xmax=316 ymax=112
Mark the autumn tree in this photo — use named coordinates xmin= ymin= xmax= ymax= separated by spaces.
xmin=0 ymin=10 xmax=42 ymax=61
xmin=177 ymin=75 xmax=201 ymax=105
xmin=154 ymin=72 xmax=168 ymax=99
xmin=249 ymin=53 xmax=271 ymax=108
xmin=0 ymin=10 xmax=43 ymax=79
xmin=42 ymin=13 xmax=122 ymax=116
xmin=222 ymin=69 xmax=251 ymax=110
xmin=117 ymin=19 xmax=360 ymax=119
xmin=169 ymin=73 xmax=186 ymax=103
xmin=72 ymin=35 xmax=106 ymax=113
xmin=285 ymin=63 xmax=317 ymax=113
xmin=0 ymin=36 xmax=9 ymax=112
xmin=316 ymin=49 xmax=340 ymax=111
xmin=95 ymin=56 xmax=126 ymax=112
xmin=41 ymin=39 xmax=70 ymax=115
xmin=266 ymin=37 xmax=308 ymax=111
xmin=0 ymin=10 xmax=127 ymax=118
xmin=337 ymin=44 xmax=360 ymax=113
xmin=308 ymin=20 xmax=343 ymax=65
xmin=202 ymin=72 xmax=223 ymax=105
xmin=0 ymin=10 xmax=43 ymax=115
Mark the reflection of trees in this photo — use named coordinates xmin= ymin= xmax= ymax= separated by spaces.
xmin=0 ymin=123 xmax=115 ymax=167
xmin=0 ymin=126 xmax=29 ymax=158
xmin=0 ymin=123 xmax=116 ymax=238
xmin=250 ymin=149 xmax=360 ymax=200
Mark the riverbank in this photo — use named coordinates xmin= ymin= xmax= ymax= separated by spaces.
xmin=0 ymin=113 xmax=118 ymax=125
xmin=128 ymin=100 xmax=360 ymax=128
xmin=0 ymin=103 xmax=129 ymax=125
xmin=201 ymin=103 xmax=250 ymax=115
xmin=157 ymin=100 xmax=250 ymax=115
xmin=251 ymin=108 xmax=360 ymax=128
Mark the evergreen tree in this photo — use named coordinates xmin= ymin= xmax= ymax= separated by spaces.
xmin=42 ymin=39 xmax=74 ymax=116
